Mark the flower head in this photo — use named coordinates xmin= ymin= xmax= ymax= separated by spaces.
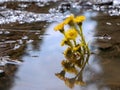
xmin=73 ymin=45 xmax=81 ymax=51
xmin=65 ymin=28 xmax=78 ymax=40
xmin=61 ymin=38 xmax=68 ymax=46
xmin=63 ymin=14 xmax=74 ymax=25
xmin=74 ymin=16 xmax=86 ymax=24
xmin=54 ymin=22 xmax=64 ymax=32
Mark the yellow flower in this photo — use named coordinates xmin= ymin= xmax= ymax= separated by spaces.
xmin=60 ymin=38 xmax=68 ymax=46
xmin=63 ymin=14 xmax=74 ymax=25
xmin=74 ymin=16 xmax=86 ymax=23
xmin=65 ymin=28 xmax=78 ymax=40
xmin=54 ymin=22 xmax=64 ymax=31
xmin=73 ymin=45 xmax=81 ymax=51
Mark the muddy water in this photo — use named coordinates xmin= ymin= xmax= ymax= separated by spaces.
xmin=0 ymin=0 xmax=120 ymax=90
xmin=91 ymin=13 xmax=120 ymax=89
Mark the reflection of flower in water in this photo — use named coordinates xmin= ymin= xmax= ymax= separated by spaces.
xmin=55 ymin=70 xmax=65 ymax=80
xmin=55 ymin=52 xmax=90 ymax=88
xmin=64 ymin=77 xmax=76 ymax=88
xmin=61 ymin=60 xmax=78 ymax=74
xmin=63 ymin=47 xmax=73 ymax=60
xmin=75 ymin=72 xmax=86 ymax=86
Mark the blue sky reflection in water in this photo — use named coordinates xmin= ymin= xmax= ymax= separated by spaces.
xmin=11 ymin=12 xmax=110 ymax=90
xmin=11 ymin=23 xmax=73 ymax=90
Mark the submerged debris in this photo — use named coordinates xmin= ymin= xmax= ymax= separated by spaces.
xmin=0 ymin=56 xmax=22 ymax=66
xmin=94 ymin=34 xmax=112 ymax=41
xmin=0 ymin=56 xmax=22 ymax=77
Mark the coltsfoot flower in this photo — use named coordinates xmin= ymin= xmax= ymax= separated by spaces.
xmin=65 ymin=28 xmax=78 ymax=40
xmin=73 ymin=45 xmax=81 ymax=51
xmin=74 ymin=16 xmax=86 ymax=24
xmin=54 ymin=22 xmax=64 ymax=32
xmin=61 ymin=38 xmax=68 ymax=46
xmin=63 ymin=14 xmax=74 ymax=25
